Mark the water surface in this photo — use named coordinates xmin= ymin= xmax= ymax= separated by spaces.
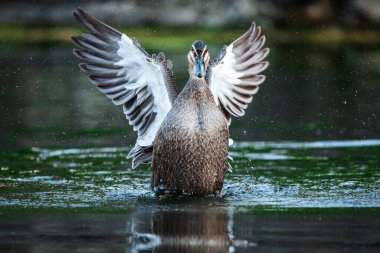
xmin=0 ymin=42 xmax=380 ymax=252
xmin=0 ymin=44 xmax=379 ymax=148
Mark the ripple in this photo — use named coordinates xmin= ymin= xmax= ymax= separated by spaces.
xmin=229 ymin=151 xmax=292 ymax=160
xmin=31 ymin=147 xmax=130 ymax=159
xmin=0 ymin=140 xmax=377 ymax=209
xmin=236 ymin=139 xmax=380 ymax=149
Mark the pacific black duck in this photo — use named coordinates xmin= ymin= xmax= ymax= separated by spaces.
xmin=72 ymin=8 xmax=269 ymax=195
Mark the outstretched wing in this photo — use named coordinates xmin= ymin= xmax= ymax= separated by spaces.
xmin=206 ymin=22 xmax=269 ymax=124
xmin=72 ymin=8 xmax=177 ymax=168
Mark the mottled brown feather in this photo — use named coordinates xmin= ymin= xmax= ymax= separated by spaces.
xmin=151 ymin=77 xmax=229 ymax=195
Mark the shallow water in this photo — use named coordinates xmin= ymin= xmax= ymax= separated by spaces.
xmin=1 ymin=140 xmax=380 ymax=209
xmin=1 ymin=140 xmax=380 ymax=252
xmin=1 ymin=42 xmax=380 ymax=252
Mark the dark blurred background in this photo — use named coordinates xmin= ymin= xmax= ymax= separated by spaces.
xmin=0 ymin=0 xmax=379 ymax=149
xmin=1 ymin=0 xmax=380 ymax=28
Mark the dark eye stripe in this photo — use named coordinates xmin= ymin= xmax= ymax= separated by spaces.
xmin=190 ymin=46 xmax=208 ymax=59
xmin=202 ymin=48 xmax=208 ymax=57
xmin=191 ymin=45 xmax=197 ymax=55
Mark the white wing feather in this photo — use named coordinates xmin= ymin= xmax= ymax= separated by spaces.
xmin=207 ymin=23 xmax=269 ymax=123
xmin=115 ymin=34 xmax=172 ymax=147
xmin=72 ymin=8 xmax=177 ymax=168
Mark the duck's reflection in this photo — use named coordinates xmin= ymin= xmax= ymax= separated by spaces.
xmin=130 ymin=197 xmax=231 ymax=253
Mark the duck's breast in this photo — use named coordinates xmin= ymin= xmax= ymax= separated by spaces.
xmin=151 ymin=80 xmax=229 ymax=195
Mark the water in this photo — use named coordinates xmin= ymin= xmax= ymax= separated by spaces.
xmin=1 ymin=140 xmax=379 ymax=252
xmin=1 ymin=44 xmax=379 ymax=148
xmin=1 ymin=42 xmax=380 ymax=252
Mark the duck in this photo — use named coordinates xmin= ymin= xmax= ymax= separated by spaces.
xmin=71 ymin=8 xmax=269 ymax=195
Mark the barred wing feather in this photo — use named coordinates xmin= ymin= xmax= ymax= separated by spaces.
xmin=72 ymin=8 xmax=177 ymax=168
xmin=207 ymin=23 xmax=269 ymax=124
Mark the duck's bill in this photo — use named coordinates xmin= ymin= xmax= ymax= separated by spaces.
xmin=194 ymin=56 xmax=206 ymax=77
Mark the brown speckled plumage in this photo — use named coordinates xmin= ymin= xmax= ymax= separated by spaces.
xmin=72 ymin=9 xmax=269 ymax=196
xmin=152 ymin=77 xmax=229 ymax=195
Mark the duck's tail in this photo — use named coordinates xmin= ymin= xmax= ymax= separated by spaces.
xmin=127 ymin=144 xmax=153 ymax=169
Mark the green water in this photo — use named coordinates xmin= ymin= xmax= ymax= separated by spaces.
xmin=1 ymin=40 xmax=380 ymax=252
xmin=0 ymin=140 xmax=380 ymax=252
xmin=1 ymin=140 xmax=380 ymax=210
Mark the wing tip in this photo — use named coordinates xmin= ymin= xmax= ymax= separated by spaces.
xmin=260 ymin=35 xmax=266 ymax=45
xmin=71 ymin=35 xmax=81 ymax=47
xmin=255 ymin=25 xmax=262 ymax=35
xmin=73 ymin=7 xmax=122 ymax=38
xmin=72 ymin=48 xmax=82 ymax=59
xmin=77 ymin=7 xmax=87 ymax=18
xmin=73 ymin=8 xmax=85 ymax=23
xmin=261 ymin=61 xmax=270 ymax=71
xmin=234 ymin=21 xmax=264 ymax=47
xmin=71 ymin=35 xmax=89 ymax=50
xmin=250 ymin=22 xmax=257 ymax=34
xmin=78 ymin=62 xmax=88 ymax=73
xmin=128 ymin=144 xmax=153 ymax=169
xmin=258 ymin=74 xmax=266 ymax=84
xmin=73 ymin=7 xmax=96 ymax=28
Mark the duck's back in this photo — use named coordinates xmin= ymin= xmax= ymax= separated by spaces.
xmin=151 ymin=78 xmax=229 ymax=195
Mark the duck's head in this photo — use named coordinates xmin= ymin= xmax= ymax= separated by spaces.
xmin=187 ymin=40 xmax=210 ymax=78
